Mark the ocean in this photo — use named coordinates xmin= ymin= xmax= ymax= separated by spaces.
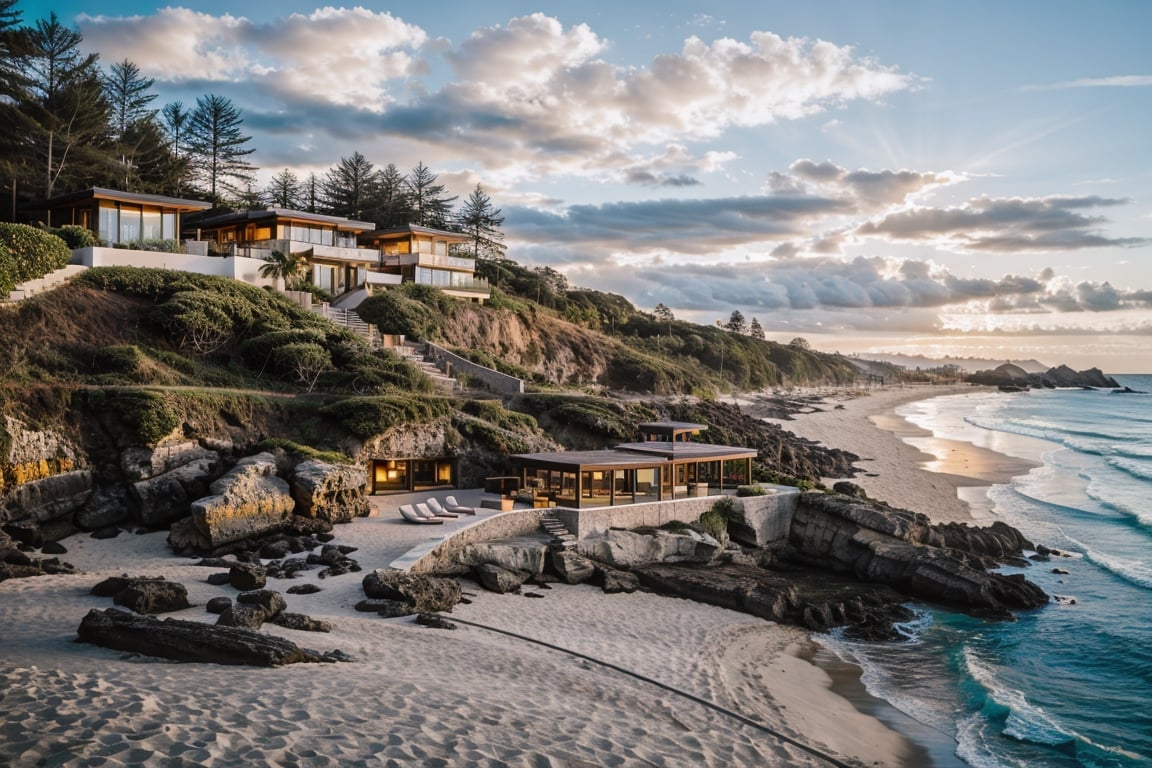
xmin=818 ymin=375 xmax=1152 ymax=768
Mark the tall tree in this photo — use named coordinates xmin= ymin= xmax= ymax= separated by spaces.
xmin=160 ymin=100 xmax=190 ymax=195
xmin=114 ymin=117 xmax=171 ymax=193
xmin=374 ymin=163 xmax=408 ymax=228
xmin=22 ymin=12 xmax=110 ymax=197
xmin=724 ymin=310 xmax=747 ymax=335
xmin=0 ymin=0 xmax=33 ymax=191
xmin=303 ymin=172 xmax=320 ymax=213
xmin=322 ymin=151 xmax=378 ymax=219
xmin=749 ymin=317 xmax=765 ymax=340
xmin=654 ymin=303 xmax=674 ymax=337
xmin=457 ymin=183 xmax=505 ymax=259
xmin=265 ymin=168 xmax=302 ymax=209
xmin=104 ymin=59 xmax=155 ymax=140
xmin=185 ymin=93 xmax=256 ymax=205
xmin=405 ymin=161 xmax=456 ymax=228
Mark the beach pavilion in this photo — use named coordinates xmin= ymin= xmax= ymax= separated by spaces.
xmin=511 ymin=421 xmax=756 ymax=509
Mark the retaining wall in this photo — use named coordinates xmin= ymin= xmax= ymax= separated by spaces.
xmin=425 ymin=342 xmax=524 ymax=395
xmin=397 ymin=508 xmax=545 ymax=574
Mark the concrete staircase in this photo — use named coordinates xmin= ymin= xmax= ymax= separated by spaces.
xmin=393 ymin=342 xmax=458 ymax=392
xmin=539 ymin=512 xmax=577 ymax=549
xmin=313 ymin=303 xmax=379 ymax=348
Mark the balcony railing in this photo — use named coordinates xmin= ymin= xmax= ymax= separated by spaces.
xmin=212 ymin=239 xmax=376 ymax=262
xmin=423 ymin=276 xmax=491 ymax=295
xmin=378 ymin=252 xmax=478 ymax=271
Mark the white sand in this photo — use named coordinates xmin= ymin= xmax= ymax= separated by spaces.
xmin=0 ymin=385 xmax=1013 ymax=768
xmin=749 ymin=384 xmax=1038 ymax=523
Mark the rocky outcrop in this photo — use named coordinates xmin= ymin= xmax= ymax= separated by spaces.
xmin=634 ymin=562 xmax=915 ymax=641
xmin=576 ymin=528 xmax=721 ymax=569
xmin=186 ymin=453 xmax=294 ymax=549
xmin=788 ymin=493 xmax=1047 ymax=616
xmin=129 ymin=455 xmax=219 ymax=528
xmin=549 ymin=549 xmax=596 ymax=584
xmin=112 ymin=580 xmax=191 ymax=614
xmin=361 ymin=569 xmax=461 ymax=613
xmin=474 ymin=563 xmax=531 ymax=593
xmin=0 ymin=530 xmax=77 ymax=581
xmin=968 ymin=363 xmax=1120 ymax=390
xmin=77 ymin=608 xmax=350 ymax=666
xmin=290 ymin=460 xmax=369 ymax=523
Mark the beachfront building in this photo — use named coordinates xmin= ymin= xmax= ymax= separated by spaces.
xmin=369 ymin=456 xmax=457 ymax=495
xmin=359 ymin=224 xmax=490 ymax=303
xmin=512 ymin=421 xmax=756 ymax=509
xmin=37 ymin=187 xmax=211 ymax=246
xmin=186 ymin=208 xmax=384 ymax=296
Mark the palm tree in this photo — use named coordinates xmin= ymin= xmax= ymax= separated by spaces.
xmin=258 ymin=249 xmax=304 ymax=290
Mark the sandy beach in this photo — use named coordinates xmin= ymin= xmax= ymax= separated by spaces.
xmin=0 ymin=384 xmax=1003 ymax=767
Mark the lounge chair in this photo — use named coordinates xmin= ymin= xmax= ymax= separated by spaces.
xmin=399 ymin=504 xmax=443 ymax=525
xmin=416 ymin=501 xmax=457 ymax=520
xmin=425 ymin=497 xmax=460 ymax=518
xmin=444 ymin=495 xmax=476 ymax=515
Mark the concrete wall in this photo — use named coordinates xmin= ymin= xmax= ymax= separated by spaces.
xmin=425 ymin=341 xmax=524 ymax=395
xmin=6 ymin=264 xmax=88 ymax=301
xmin=400 ymin=509 xmax=546 ymax=574
xmin=73 ymin=247 xmax=277 ymax=289
xmin=552 ymin=486 xmax=801 ymax=544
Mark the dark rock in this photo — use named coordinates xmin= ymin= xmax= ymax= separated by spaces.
xmin=4 ymin=521 xmax=44 ymax=548
xmin=361 ymin=570 xmax=461 ymax=612
xmin=206 ymin=572 xmax=232 ymax=586
xmin=259 ymin=540 xmax=293 ymax=560
xmin=1052 ymin=568 xmax=1070 ymax=575
xmin=40 ymin=540 xmax=67 ymax=555
xmin=77 ymin=608 xmax=347 ymax=666
xmin=236 ymin=589 xmax=286 ymax=617
xmin=91 ymin=575 xmax=165 ymax=597
xmin=474 ymin=563 xmax=530 ymax=594
xmin=91 ymin=526 xmax=121 ymax=540
xmin=77 ymin=486 xmax=130 ymax=531
xmin=271 ymin=612 xmax=332 ymax=633
xmin=598 ymin=568 xmax=640 ymax=594
xmin=113 ymin=581 xmax=191 ymax=614
xmin=206 ymin=597 xmax=232 ymax=614
xmin=415 ymin=613 xmax=457 ymax=630
xmin=216 ymin=603 xmax=267 ymax=629
xmin=265 ymin=558 xmax=318 ymax=579
xmin=291 ymin=459 xmax=370 ymax=522
xmin=524 ymin=592 xmax=545 ymax=598
xmin=832 ymin=481 xmax=869 ymax=499
xmin=195 ymin=557 xmax=234 ymax=568
xmin=287 ymin=583 xmax=322 ymax=595
xmin=549 ymin=549 xmax=597 ymax=584
xmin=355 ymin=598 xmax=414 ymax=618
xmin=229 ymin=563 xmax=266 ymax=591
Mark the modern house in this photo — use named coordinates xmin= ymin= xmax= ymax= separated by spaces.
xmin=511 ymin=421 xmax=757 ymax=509
xmin=359 ymin=224 xmax=490 ymax=303
xmin=369 ymin=456 xmax=458 ymax=495
xmin=186 ymin=208 xmax=384 ymax=296
xmin=38 ymin=187 xmax=211 ymax=245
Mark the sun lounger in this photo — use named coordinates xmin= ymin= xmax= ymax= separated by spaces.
xmin=399 ymin=504 xmax=443 ymax=525
xmin=444 ymin=495 xmax=476 ymax=515
xmin=425 ymin=497 xmax=460 ymax=518
xmin=416 ymin=501 xmax=457 ymax=520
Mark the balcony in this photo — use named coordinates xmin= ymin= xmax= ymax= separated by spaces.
xmin=218 ymin=239 xmax=376 ymax=263
xmin=378 ymin=252 xmax=478 ymax=271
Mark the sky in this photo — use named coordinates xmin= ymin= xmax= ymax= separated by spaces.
xmin=19 ymin=0 xmax=1152 ymax=371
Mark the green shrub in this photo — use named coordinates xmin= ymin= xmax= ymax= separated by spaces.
xmin=124 ymin=238 xmax=181 ymax=253
xmin=49 ymin=224 xmax=97 ymax=249
xmin=151 ymin=291 xmax=237 ymax=355
xmin=95 ymin=390 xmax=180 ymax=446
xmin=254 ymin=438 xmax=352 ymax=464
xmin=91 ymin=345 xmax=145 ymax=375
xmin=736 ymin=484 xmax=766 ymax=497
xmin=0 ymin=223 xmax=71 ymax=286
xmin=272 ymin=342 xmax=332 ymax=391
xmin=355 ymin=289 xmax=441 ymax=340
xmin=319 ymin=395 xmax=453 ymax=439
xmin=697 ymin=496 xmax=735 ymax=543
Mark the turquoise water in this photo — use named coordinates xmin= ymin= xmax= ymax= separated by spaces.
xmin=819 ymin=376 xmax=1152 ymax=767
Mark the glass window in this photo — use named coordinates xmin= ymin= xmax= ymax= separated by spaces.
xmin=141 ymin=211 xmax=162 ymax=240
xmin=162 ymin=212 xmax=175 ymax=239
xmin=119 ymin=206 xmax=141 ymax=243
xmin=435 ymin=240 xmax=447 ymax=256
xmin=98 ymin=206 xmax=118 ymax=244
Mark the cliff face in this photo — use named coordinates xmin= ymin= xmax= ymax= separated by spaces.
xmin=968 ymin=363 xmax=1120 ymax=389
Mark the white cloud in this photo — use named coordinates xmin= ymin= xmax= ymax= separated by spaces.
xmin=1023 ymin=74 xmax=1152 ymax=91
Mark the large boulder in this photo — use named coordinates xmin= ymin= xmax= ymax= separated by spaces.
xmin=577 ymin=528 xmax=721 ymax=569
xmin=361 ymin=569 xmax=461 ymax=612
xmin=130 ymin=457 xmax=219 ymax=527
xmin=474 ymin=563 xmax=530 ymax=594
xmin=549 ymin=549 xmax=596 ymax=584
xmin=459 ymin=537 xmax=549 ymax=576
xmin=112 ymin=580 xmax=191 ymax=614
xmin=187 ymin=453 xmax=294 ymax=548
xmin=0 ymin=416 xmax=91 ymax=527
xmin=77 ymin=608 xmax=349 ymax=666
xmin=291 ymin=460 xmax=369 ymax=523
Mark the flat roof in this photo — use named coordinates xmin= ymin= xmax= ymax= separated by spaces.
xmin=615 ymin=441 xmax=758 ymax=460
xmin=41 ymin=187 xmax=212 ymax=211
xmin=363 ymin=224 xmax=470 ymax=242
xmin=638 ymin=421 xmax=708 ymax=432
xmin=190 ymin=208 xmax=376 ymax=231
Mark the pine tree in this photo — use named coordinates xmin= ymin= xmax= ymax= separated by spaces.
xmin=654 ymin=303 xmax=674 ymax=337
xmin=749 ymin=317 xmax=765 ymax=340
xmin=458 ymin=183 xmax=505 ymax=259
xmin=303 ymin=172 xmax=320 ymax=213
xmin=22 ymin=12 xmax=110 ymax=197
xmin=405 ymin=161 xmax=456 ymax=228
xmin=186 ymin=93 xmax=256 ymax=205
xmin=160 ymin=101 xmax=190 ymax=196
xmin=374 ymin=163 xmax=408 ymax=228
xmin=724 ymin=310 xmax=747 ymax=335
xmin=322 ymin=151 xmax=378 ymax=220
xmin=104 ymin=59 xmax=155 ymax=140
xmin=265 ymin=168 xmax=302 ymax=209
